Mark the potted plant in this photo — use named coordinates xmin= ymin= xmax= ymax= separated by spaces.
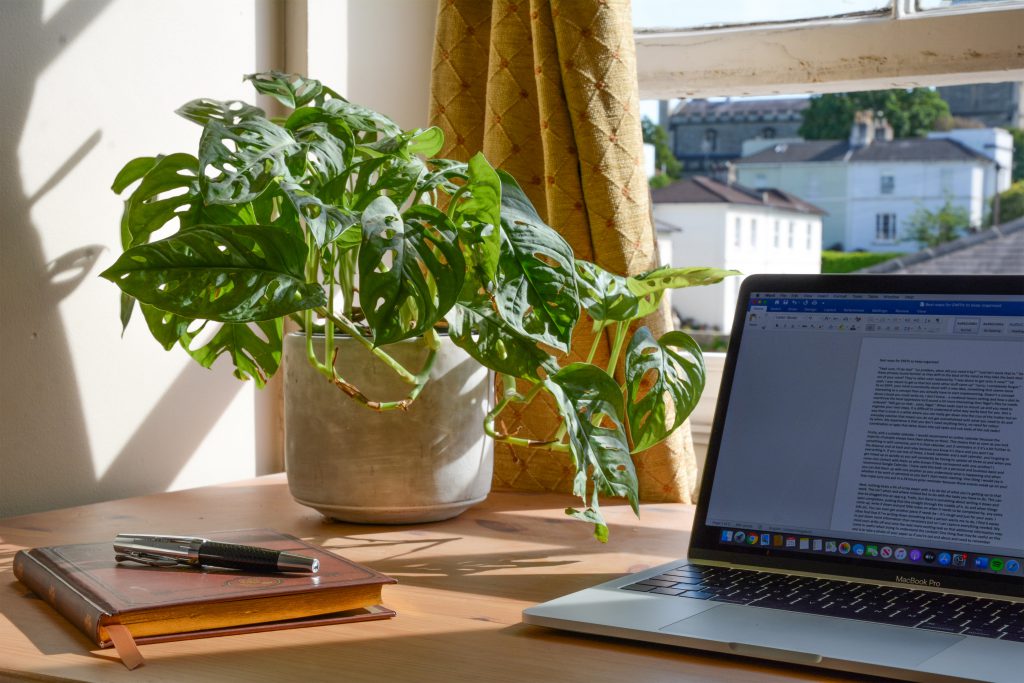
xmin=101 ymin=72 xmax=734 ymax=540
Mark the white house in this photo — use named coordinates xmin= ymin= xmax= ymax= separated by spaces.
xmin=735 ymin=115 xmax=1012 ymax=252
xmin=651 ymin=176 xmax=824 ymax=331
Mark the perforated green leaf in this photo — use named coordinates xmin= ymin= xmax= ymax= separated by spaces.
xmin=417 ymin=159 xmax=468 ymax=196
xmin=182 ymin=318 xmax=284 ymax=387
xmin=493 ymin=171 xmax=579 ymax=352
xmin=175 ymin=98 xmax=265 ymax=127
xmin=321 ymin=99 xmax=401 ymax=139
xmin=452 ymin=153 xmax=502 ymax=282
xmin=198 ymin=118 xmax=299 ymax=204
xmin=446 ymin=289 xmax=553 ymax=381
xmin=112 ymin=156 xmax=159 ymax=194
xmin=627 ymin=266 xmax=739 ymax=316
xmin=139 ymin=302 xmax=191 ymax=350
xmin=116 ymin=153 xmax=201 ymax=248
xmin=574 ymin=260 xmax=641 ymax=322
xmin=625 ymin=328 xmax=705 ymax=453
xmin=245 ymin=72 xmax=326 ymax=109
xmin=100 ymin=224 xmax=324 ymax=323
xmin=547 ymin=363 xmax=638 ymax=541
xmin=358 ymin=198 xmax=465 ymax=346
xmin=407 ymin=126 xmax=444 ymax=157
xmin=281 ymin=183 xmax=356 ymax=247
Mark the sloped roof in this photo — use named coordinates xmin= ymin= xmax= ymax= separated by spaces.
xmin=671 ymin=97 xmax=809 ymax=119
xmin=650 ymin=176 xmax=826 ymax=215
xmin=736 ymin=138 xmax=990 ymax=165
xmin=860 ymin=217 xmax=1024 ymax=274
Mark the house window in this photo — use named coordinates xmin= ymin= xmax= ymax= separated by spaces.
xmin=750 ymin=219 xmax=757 ymax=247
xmin=703 ymin=128 xmax=718 ymax=153
xmin=875 ymin=213 xmax=898 ymax=242
xmin=880 ymin=175 xmax=895 ymax=194
xmin=762 ymin=127 xmax=776 ymax=139
xmin=806 ymin=224 xmax=813 ymax=249
xmin=734 ymin=217 xmax=742 ymax=246
xmin=788 ymin=221 xmax=795 ymax=248
xmin=773 ymin=220 xmax=780 ymax=247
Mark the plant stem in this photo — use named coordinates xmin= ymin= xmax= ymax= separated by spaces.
xmin=606 ymin=321 xmax=629 ymax=376
xmin=586 ymin=319 xmax=605 ymax=364
xmin=316 ymin=307 xmax=419 ymax=384
xmin=483 ymin=380 xmax=570 ymax=452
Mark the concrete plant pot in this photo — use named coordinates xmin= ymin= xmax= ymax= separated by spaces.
xmin=283 ymin=332 xmax=493 ymax=523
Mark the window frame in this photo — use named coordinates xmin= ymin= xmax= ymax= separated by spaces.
xmin=634 ymin=2 xmax=1024 ymax=99
xmin=875 ymin=212 xmax=899 ymax=242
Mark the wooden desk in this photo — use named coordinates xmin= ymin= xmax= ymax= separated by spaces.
xmin=0 ymin=475 xmax=866 ymax=682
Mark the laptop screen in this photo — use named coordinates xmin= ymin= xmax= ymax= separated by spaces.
xmin=690 ymin=275 xmax=1024 ymax=595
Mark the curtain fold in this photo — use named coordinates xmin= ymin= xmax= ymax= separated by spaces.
xmin=430 ymin=0 xmax=698 ymax=502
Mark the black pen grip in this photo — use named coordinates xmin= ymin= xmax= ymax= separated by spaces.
xmin=197 ymin=541 xmax=280 ymax=571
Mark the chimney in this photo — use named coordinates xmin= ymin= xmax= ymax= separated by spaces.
xmin=849 ymin=110 xmax=875 ymax=149
xmin=874 ymin=115 xmax=894 ymax=142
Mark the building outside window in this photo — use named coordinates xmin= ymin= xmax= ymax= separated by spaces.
xmin=703 ymin=128 xmax=718 ymax=152
xmin=875 ymin=213 xmax=898 ymax=242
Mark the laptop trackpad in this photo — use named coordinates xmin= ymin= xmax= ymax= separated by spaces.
xmin=662 ymin=604 xmax=959 ymax=668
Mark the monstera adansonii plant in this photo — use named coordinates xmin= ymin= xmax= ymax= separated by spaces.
xmin=101 ymin=72 xmax=736 ymax=541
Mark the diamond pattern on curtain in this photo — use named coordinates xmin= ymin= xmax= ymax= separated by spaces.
xmin=429 ymin=0 xmax=698 ymax=502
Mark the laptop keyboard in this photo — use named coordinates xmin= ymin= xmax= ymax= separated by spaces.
xmin=622 ymin=564 xmax=1024 ymax=642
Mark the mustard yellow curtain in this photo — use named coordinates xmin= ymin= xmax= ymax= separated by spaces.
xmin=429 ymin=0 xmax=698 ymax=502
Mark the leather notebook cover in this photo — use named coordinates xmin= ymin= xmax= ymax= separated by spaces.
xmin=13 ymin=529 xmax=397 ymax=652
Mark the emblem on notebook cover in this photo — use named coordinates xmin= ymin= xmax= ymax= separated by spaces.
xmin=225 ymin=576 xmax=283 ymax=588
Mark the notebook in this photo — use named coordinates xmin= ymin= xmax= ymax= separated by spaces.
xmin=524 ymin=274 xmax=1024 ymax=683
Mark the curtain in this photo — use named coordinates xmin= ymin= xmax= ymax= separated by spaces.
xmin=429 ymin=0 xmax=698 ymax=502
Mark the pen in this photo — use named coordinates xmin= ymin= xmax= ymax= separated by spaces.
xmin=113 ymin=534 xmax=319 ymax=573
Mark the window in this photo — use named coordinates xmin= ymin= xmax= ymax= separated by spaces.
xmin=703 ymin=128 xmax=718 ymax=152
xmin=788 ymin=221 xmax=795 ymax=248
xmin=875 ymin=213 xmax=898 ymax=242
xmin=761 ymin=127 xmax=776 ymax=139
xmin=773 ymin=220 xmax=780 ymax=247
xmin=750 ymin=219 xmax=757 ymax=247
xmin=634 ymin=4 xmax=1024 ymax=99
xmin=734 ymin=217 xmax=742 ymax=246
xmin=880 ymin=174 xmax=895 ymax=194
xmin=806 ymin=224 xmax=813 ymax=249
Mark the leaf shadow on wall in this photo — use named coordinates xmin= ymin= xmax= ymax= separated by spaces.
xmin=0 ymin=0 xmax=248 ymax=517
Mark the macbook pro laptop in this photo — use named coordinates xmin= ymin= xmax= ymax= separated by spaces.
xmin=524 ymin=274 xmax=1024 ymax=683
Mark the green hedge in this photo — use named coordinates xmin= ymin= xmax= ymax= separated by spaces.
xmin=821 ymin=251 xmax=906 ymax=273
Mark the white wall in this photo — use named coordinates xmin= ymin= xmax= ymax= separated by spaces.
xmin=928 ymin=128 xmax=1013 ymax=195
xmin=846 ymin=161 xmax=987 ymax=251
xmin=0 ymin=0 xmax=437 ymax=517
xmin=655 ymin=204 xmax=729 ymax=330
xmin=654 ymin=203 xmax=821 ymax=331
xmin=736 ymin=161 xmax=848 ymax=249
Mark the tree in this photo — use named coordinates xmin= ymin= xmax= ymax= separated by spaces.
xmin=903 ymin=198 xmax=971 ymax=248
xmin=799 ymin=89 xmax=950 ymax=140
xmin=993 ymin=181 xmax=1024 ymax=225
xmin=641 ymin=116 xmax=682 ymax=180
xmin=1008 ymin=128 xmax=1024 ymax=183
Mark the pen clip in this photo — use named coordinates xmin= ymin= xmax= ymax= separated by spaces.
xmin=114 ymin=552 xmax=181 ymax=568
xmin=113 ymin=533 xmax=206 ymax=568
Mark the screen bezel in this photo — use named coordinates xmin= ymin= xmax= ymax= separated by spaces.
xmin=687 ymin=273 xmax=1024 ymax=598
